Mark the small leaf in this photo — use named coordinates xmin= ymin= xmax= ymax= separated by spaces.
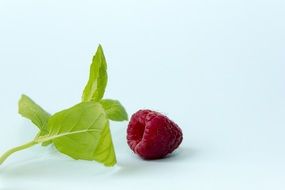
xmin=18 ymin=95 xmax=52 ymax=146
xmin=37 ymin=102 xmax=116 ymax=166
xmin=18 ymin=95 xmax=50 ymax=133
xmin=82 ymin=45 xmax=108 ymax=102
xmin=100 ymin=99 xmax=128 ymax=121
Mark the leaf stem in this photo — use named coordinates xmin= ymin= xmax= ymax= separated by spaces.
xmin=0 ymin=140 xmax=37 ymax=165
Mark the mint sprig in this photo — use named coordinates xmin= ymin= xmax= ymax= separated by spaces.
xmin=0 ymin=45 xmax=127 ymax=166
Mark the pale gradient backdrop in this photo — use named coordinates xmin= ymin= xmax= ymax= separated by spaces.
xmin=0 ymin=0 xmax=284 ymax=190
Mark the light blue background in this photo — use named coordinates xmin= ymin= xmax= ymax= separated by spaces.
xmin=0 ymin=0 xmax=284 ymax=189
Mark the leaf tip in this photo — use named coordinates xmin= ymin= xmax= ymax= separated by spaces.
xmin=18 ymin=94 xmax=27 ymax=114
xmin=125 ymin=115 xmax=129 ymax=121
xmin=98 ymin=44 xmax=103 ymax=50
xmin=19 ymin=94 xmax=28 ymax=102
xmin=121 ymin=112 xmax=129 ymax=121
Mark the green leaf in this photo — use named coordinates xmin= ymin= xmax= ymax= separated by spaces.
xmin=18 ymin=95 xmax=52 ymax=146
xmin=82 ymin=45 xmax=108 ymax=102
xmin=18 ymin=94 xmax=50 ymax=134
xmin=37 ymin=102 xmax=116 ymax=166
xmin=92 ymin=121 xmax=116 ymax=166
xmin=100 ymin=99 xmax=128 ymax=121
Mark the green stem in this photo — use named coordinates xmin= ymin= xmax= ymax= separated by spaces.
xmin=0 ymin=140 xmax=37 ymax=165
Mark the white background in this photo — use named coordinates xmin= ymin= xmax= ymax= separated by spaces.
xmin=0 ymin=0 xmax=284 ymax=189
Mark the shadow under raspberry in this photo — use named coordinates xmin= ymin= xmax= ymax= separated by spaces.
xmin=113 ymin=146 xmax=197 ymax=177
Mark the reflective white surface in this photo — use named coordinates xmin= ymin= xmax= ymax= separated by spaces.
xmin=0 ymin=0 xmax=284 ymax=189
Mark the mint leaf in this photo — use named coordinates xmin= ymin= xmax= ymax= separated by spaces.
xmin=18 ymin=95 xmax=50 ymax=134
xmin=100 ymin=99 xmax=128 ymax=121
xmin=82 ymin=45 xmax=108 ymax=102
xmin=18 ymin=95 xmax=52 ymax=146
xmin=93 ymin=121 xmax=116 ymax=166
xmin=36 ymin=102 xmax=116 ymax=166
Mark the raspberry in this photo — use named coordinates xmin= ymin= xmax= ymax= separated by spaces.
xmin=127 ymin=110 xmax=183 ymax=159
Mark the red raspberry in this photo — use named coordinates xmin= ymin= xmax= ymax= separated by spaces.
xmin=127 ymin=110 xmax=183 ymax=159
